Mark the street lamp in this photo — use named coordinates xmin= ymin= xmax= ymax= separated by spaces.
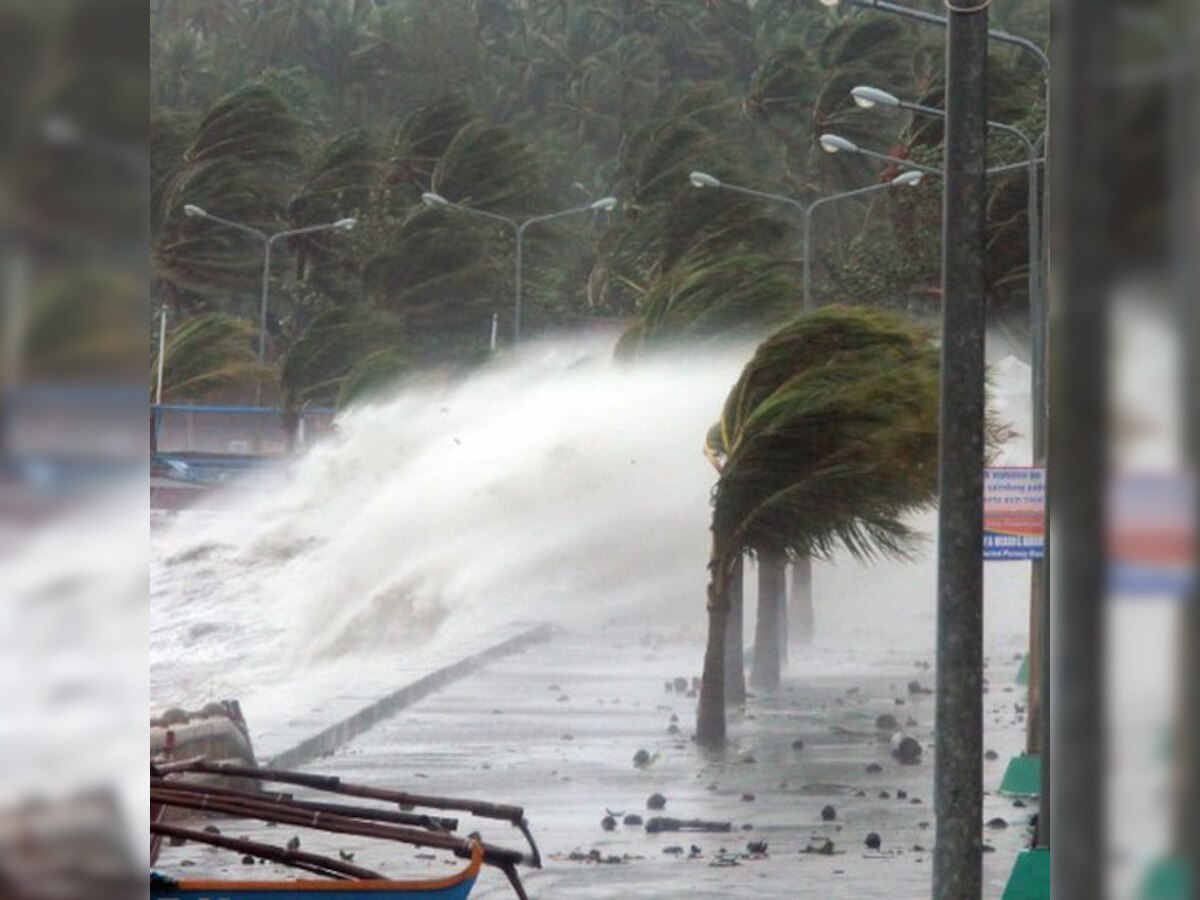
xmin=687 ymin=169 xmax=925 ymax=310
xmin=421 ymin=192 xmax=617 ymax=344
xmin=182 ymin=205 xmax=356 ymax=402
xmin=816 ymin=0 xmax=1049 ymax=76
xmin=850 ymin=84 xmax=1045 ymax=456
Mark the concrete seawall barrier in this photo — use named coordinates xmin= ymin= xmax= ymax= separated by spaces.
xmin=267 ymin=623 xmax=557 ymax=770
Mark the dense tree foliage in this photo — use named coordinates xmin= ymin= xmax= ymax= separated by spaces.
xmin=151 ymin=0 xmax=1048 ymax=400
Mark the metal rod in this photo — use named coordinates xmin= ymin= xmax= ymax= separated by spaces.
xmin=150 ymin=776 xmax=459 ymax=831
xmin=932 ymin=0 xmax=989 ymax=896
xmin=152 ymin=822 xmax=381 ymax=880
xmin=180 ymin=761 xmax=528 ymax=824
xmin=155 ymin=304 xmax=167 ymax=405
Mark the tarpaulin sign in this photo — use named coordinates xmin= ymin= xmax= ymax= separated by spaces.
xmin=984 ymin=467 xmax=1045 ymax=560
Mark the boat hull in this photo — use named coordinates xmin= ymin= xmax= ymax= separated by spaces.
xmin=150 ymin=878 xmax=476 ymax=900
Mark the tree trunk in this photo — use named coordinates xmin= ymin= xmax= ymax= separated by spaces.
xmin=778 ymin=569 xmax=789 ymax=665
xmin=723 ymin=556 xmax=745 ymax=706
xmin=697 ymin=547 xmax=732 ymax=749
xmin=750 ymin=548 xmax=785 ymax=691
xmin=789 ymin=555 xmax=815 ymax=646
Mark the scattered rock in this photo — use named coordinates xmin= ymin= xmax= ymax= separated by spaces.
xmin=670 ymin=713 xmax=679 ymax=723
xmin=865 ymin=762 xmax=883 ymax=774
xmin=905 ymin=716 xmax=919 ymax=728
xmin=741 ymin=823 xmax=755 ymax=830
xmin=918 ymin=821 xmax=931 ymax=830
xmin=910 ymin=797 xmax=923 ymax=805
xmin=663 ymin=846 xmax=684 ymax=856
xmin=1013 ymin=799 xmax=1027 ymax=808
xmin=633 ymin=749 xmax=651 ymax=767
xmin=601 ymin=816 xmax=617 ymax=831
xmin=854 ymin=790 xmax=866 ymax=798
xmin=673 ymin=677 xmax=689 ymax=693
xmin=647 ymin=793 xmax=668 ymax=811
xmin=689 ymin=845 xmax=703 ymax=859
xmin=864 ymin=832 xmax=882 ymax=850
xmin=339 ymin=850 xmax=355 ymax=862
xmin=747 ymin=840 xmax=769 ymax=855
xmin=821 ymin=804 xmax=837 ymax=822
xmin=667 ymin=723 xmax=680 ymax=735
xmin=890 ymin=733 xmax=923 ymax=765
xmin=878 ymin=791 xmax=890 ymax=800
xmin=791 ymin=739 xmax=805 ymax=750
xmin=286 ymin=836 xmax=301 ymax=852
xmin=875 ymin=714 xmax=900 ymax=732
xmin=896 ymin=789 xmax=908 ymax=800
xmin=242 ymin=855 xmax=256 ymax=865
xmin=982 ymin=844 xmax=996 ymax=853
xmin=740 ymin=793 xmax=756 ymax=803
xmin=987 ymin=817 xmax=1009 ymax=829
xmin=907 ymin=680 xmax=933 ymax=695
xmin=169 ymin=835 xmax=187 ymax=847
xmin=623 ymin=814 xmax=643 ymax=827
xmin=803 ymin=838 xmax=836 ymax=855
xmin=912 ymin=844 xmax=925 ymax=852
xmin=985 ymin=749 xmax=1000 ymax=761
xmin=203 ymin=825 xmax=221 ymax=836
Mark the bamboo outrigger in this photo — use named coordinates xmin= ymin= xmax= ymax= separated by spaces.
xmin=151 ymin=760 xmax=540 ymax=900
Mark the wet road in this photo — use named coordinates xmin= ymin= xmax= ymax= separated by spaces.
xmin=157 ymin=623 xmax=1034 ymax=899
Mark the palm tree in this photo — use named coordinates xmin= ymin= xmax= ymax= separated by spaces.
xmin=697 ymin=306 xmax=941 ymax=747
xmin=152 ymin=312 xmax=265 ymax=400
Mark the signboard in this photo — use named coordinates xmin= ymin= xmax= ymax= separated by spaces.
xmin=984 ymin=467 xmax=1045 ymax=561
xmin=1108 ymin=471 xmax=1195 ymax=596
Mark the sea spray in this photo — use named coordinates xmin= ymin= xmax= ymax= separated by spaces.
xmin=151 ymin=332 xmax=1034 ymax=728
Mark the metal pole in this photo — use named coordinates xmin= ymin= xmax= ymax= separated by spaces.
xmin=514 ymin=224 xmax=525 ymax=345
xmin=155 ymin=304 xmax=168 ymax=405
xmin=932 ymin=0 xmax=988 ymax=896
xmin=490 ymin=313 xmax=499 ymax=352
xmin=254 ymin=237 xmax=272 ymax=407
xmin=802 ymin=207 xmax=814 ymax=310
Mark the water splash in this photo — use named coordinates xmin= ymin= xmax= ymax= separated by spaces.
xmin=151 ymin=331 xmax=1035 ymax=719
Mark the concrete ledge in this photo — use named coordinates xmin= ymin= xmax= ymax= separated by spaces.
xmin=268 ymin=623 xmax=557 ymax=770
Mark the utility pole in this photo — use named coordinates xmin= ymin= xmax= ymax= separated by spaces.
xmin=932 ymin=1 xmax=989 ymax=898
xmin=1053 ymin=0 xmax=1112 ymax=896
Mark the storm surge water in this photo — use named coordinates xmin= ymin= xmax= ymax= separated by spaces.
xmin=152 ymin=336 xmax=752 ymax=718
xmin=151 ymin=331 xmax=1034 ymax=731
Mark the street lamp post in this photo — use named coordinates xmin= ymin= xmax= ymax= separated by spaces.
xmin=852 ymin=85 xmax=1051 ymax=774
xmin=688 ymin=169 xmax=924 ymax=309
xmin=817 ymin=0 xmax=1050 ymax=77
xmin=182 ymin=205 xmax=356 ymax=402
xmin=421 ymin=192 xmax=617 ymax=344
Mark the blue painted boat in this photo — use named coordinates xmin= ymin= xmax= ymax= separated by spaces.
xmin=149 ymin=842 xmax=482 ymax=900
xmin=150 ymin=761 xmax=537 ymax=900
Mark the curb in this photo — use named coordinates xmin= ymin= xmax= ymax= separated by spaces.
xmin=267 ymin=623 xmax=558 ymax=770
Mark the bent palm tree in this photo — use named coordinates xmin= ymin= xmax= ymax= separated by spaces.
xmin=697 ymin=307 xmax=941 ymax=747
xmin=152 ymin=312 xmax=265 ymax=400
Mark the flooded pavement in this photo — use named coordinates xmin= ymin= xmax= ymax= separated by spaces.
xmin=157 ymin=622 xmax=1036 ymax=899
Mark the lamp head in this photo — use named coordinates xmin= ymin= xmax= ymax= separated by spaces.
xmin=333 ymin=217 xmax=357 ymax=231
xmin=183 ymin=204 xmax=206 ymax=219
xmin=819 ymin=134 xmax=858 ymax=154
xmin=421 ymin=192 xmax=450 ymax=208
xmin=890 ymin=171 xmax=924 ymax=187
xmin=688 ymin=171 xmax=721 ymax=189
xmin=852 ymin=86 xmax=901 ymax=109
xmin=818 ymin=0 xmax=840 ymax=7
xmin=42 ymin=115 xmax=78 ymax=144
xmin=590 ymin=196 xmax=618 ymax=211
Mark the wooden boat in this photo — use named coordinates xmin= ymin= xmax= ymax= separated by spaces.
xmin=149 ymin=843 xmax=482 ymax=900
xmin=150 ymin=760 xmax=538 ymax=900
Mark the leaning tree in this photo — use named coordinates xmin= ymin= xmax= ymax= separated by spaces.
xmin=696 ymin=306 xmax=942 ymax=747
